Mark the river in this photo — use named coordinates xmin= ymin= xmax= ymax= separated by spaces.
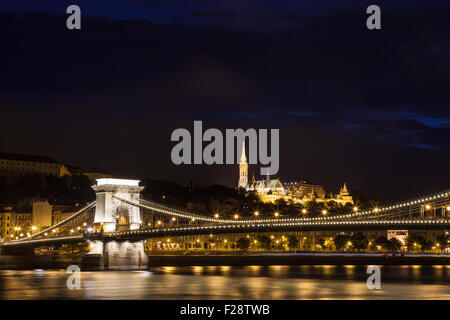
xmin=0 ymin=265 xmax=449 ymax=299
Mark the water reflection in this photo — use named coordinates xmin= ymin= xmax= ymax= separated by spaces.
xmin=0 ymin=265 xmax=448 ymax=300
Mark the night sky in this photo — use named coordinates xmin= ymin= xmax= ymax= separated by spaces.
xmin=1 ymin=1 xmax=449 ymax=201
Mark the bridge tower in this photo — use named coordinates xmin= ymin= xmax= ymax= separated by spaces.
xmin=92 ymin=178 xmax=144 ymax=232
xmin=83 ymin=178 xmax=148 ymax=270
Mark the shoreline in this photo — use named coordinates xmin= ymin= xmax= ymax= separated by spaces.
xmin=1 ymin=253 xmax=449 ymax=270
xmin=147 ymin=254 xmax=450 ymax=267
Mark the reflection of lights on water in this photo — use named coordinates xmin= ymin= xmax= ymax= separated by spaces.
xmin=220 ymin=266 xmax=230 ymax=275
xmin=33 ymin=269 xmax=46 ymax=277
xmin=162 ymin=267 xmax=174 ymax=273
xmin=432 ymin=265 xmax=444 ymax=277
xmin=133 ymin=271 xmax=152 ymax=277
xmin=321 ymin=265 xmax=336 ymax=276
xmin=249 ymin=265 xmax=261 ymax=275
xmin=192 ymin=266 xmax=203 ymax=274
xmin=343 ymin=265 xmax=355 ymax=276
xmin=206 ymin=266 xmax=217 ymax=272
xmin=249 ymin=265 xmax=261 ymax=270
xmin=268 ymin=265 xmax=286 ymax=277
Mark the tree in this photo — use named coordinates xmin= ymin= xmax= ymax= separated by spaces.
xmin=318 ymin=238 xmax=326 ymax=249
xmin=374 ymin=236 xmax=389 ymax=251
xmin=351 ymin=190 xmax=379 ymax=210
xmin=286 ymin=235 xmax=299 ymax=250
xmin=351 ymin=232 xmax=368 ymax=251
xmin=305 ymin=201 xmax=320 ymax=214
xmin=326 ymin=201 xmax=339 ymax=213
xmin=236 ymin=237 xmax=250 ymax=250
xmin=436 ymin=234 xmax=450 ymax=250
xmin=333 ymin=234 xmax=350 ymax=251
xmin=406 ymin=235 xmax=427 ymax=251
xmin=256 ymin=235 xmax=272 ymax=250
xmin=274 ymin=198 xmax=287 ymax=211
xmin=422 ymin=240 xmax=433 ymax=251
xmin=386 ymin=238 xmax=402 ymax=251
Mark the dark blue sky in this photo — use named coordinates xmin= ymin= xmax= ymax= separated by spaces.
xmin=3 ymin=0 xmax=450 ymax=28
xmin=1 ymin=1 xmax=449 ymax=201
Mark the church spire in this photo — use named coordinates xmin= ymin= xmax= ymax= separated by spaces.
xmin=237 ymin=140 xmax=248 ymax=188
xmin=240 ymin=140 xmax=247 ymax=164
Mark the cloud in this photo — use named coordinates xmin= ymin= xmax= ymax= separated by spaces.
xmin=407 ymin=143 xmax=442 ymax=151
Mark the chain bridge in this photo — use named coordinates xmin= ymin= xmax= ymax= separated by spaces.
xmin=1 ymin=178 xmax=449 ymax=269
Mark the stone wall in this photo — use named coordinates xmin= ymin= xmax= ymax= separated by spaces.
xmin=0 ymin=255 xmax=82 ymax=270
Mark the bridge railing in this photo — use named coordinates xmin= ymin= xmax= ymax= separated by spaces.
xmin=115 ymin=190 xmax=450 ymax=225
xmin=7 ymin=201 xmax=96 ymax=243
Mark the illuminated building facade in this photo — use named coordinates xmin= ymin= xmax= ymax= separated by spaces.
xmin=237 ymin=144 xmax=353 ymax=205
xmin=0 ymin=152 xmax=70 ymax=177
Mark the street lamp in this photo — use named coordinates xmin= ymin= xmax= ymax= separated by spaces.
xmin=425 ymin=204 xmax=431 ymax=210
xmin=302 ymin=209 xmax=307 ymax=214
xmin=214 ymin=213 xmax=219 ymax=219
xmin=274 ymin=212 xmax=279 ymax=217
xmin=234 ymin=214 xmax=239 ymax=219
xmin=353 ymin=207 xmax=358 ymax=212
xmin=322 ymin=210 xmax=327 ymax=215
xmin=254 ymin=211 xmax=259 ymax=216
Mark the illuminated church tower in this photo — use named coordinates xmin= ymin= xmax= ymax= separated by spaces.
xmin=238 ymin=141 xmax=248 ymax=188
